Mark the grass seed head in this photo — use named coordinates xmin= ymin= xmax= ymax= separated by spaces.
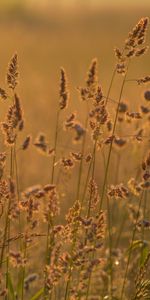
xmin=7 ymin=53 xmax=18 ymax=90
xmin=59 ymin=67 xmax=69 ymax=110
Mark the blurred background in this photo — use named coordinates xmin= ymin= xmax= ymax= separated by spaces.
xmin=0 ymin=0 xmax=149 ymax=188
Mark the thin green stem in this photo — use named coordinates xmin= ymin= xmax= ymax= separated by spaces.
xmin=99 ymin=62 xmax=130 ymax=212
xmin=120 ymin=191 xmax=144 ymax=300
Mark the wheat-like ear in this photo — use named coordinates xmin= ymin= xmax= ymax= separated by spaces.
xmin=6 ymin=53 xmax=18 ymax=90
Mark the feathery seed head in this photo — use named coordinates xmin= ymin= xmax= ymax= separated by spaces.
xmin=59 ymin=67 xmax=69 ymax=110
xmin=7 ymin=53 xmax=18 ymax=90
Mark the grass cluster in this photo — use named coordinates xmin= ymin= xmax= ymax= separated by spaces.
xmin=0 ymin=17 xmax=150 ymax=300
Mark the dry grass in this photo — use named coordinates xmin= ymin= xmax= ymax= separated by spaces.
xmin=0 ymin=13 xmax=150 ymax=300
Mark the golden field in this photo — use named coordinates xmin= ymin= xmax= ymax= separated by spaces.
xmin=0 ymin=1 xmax=150 ymax=299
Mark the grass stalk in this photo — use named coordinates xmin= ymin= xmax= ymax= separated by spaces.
xmin=85 ymin=66 xmax=119 ymax=300
xmin=21 ymin=240 xmax=27 ymax=300
xmin=5 ymin=146 xmax=14 ymax=300
xmin=120 ymin=191 xmax=144 ymax=300
xmin=44 ymin=108 xmax=60 ymax=299
xmin=76 ymin=111 xmax=89 ymax=200
xmin=99 ymin=61 xmax=130 ymax=211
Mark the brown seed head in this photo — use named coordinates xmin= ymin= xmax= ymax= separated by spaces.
xmin=0 ymin=88 xmax=8 ymax=100
xmin=22 ymin=135 xmax=31 ymax=150
xmin=86 ymin=58 xmax=98 ymax=90
xmin=34 ymin=133 xmax=48 ymax=154
xmin=59 ymin=67 xmax=69 ymax=110
xmin=137 ymin=76 xmax=150 ymax=85
xmin=144 ymin=90 xmax=150 ymax=101
xmin=7 ymin=53 xmax=18 ymax=90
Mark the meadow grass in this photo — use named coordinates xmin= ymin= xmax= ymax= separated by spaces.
xmin=0 ymin=15 xmax=150 ymax=300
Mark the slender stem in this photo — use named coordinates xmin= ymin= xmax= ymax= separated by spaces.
xmin=103 ymin=95 xmax=119 ymax=104
xmin=76 ymin=104 xmax=89 ymax=200
xmin=64 ymin=229 xmax=78 ymax=300
xmin=114 ymin=210 xmax=127 ymax=249
xmin=97 ymin=64 xmax=131 ymax=300
xmin=14 ymin=145 xmax=22 ymax=252
xmin=44 ymin=109 xmax=60 ymax=299
xmin=65 ymin=144 xmax=97 ymax=300
xmin=106 ymin=195 xmax=113 ymax=300
xmin=120 ymin=191 xmax=144 ymax=300
xmin=125 ymin=79 xmax=137 ymax=82
xmin=86 ymin=141 xmax=97 ymax=218
xmin=21 ymin=240 xmax=27 ymax=300
xmin=115 ymin=152 xmax=121 ymax=184
xmin=78 ymin=153 xmax=97 ymax=300
xmin=105 ymin=68 xmax=117 ymax=106
xmin=99 ymin=62 xmax=130 ymax=211
xmin=64 ymin=271 xmax=71 ymax=300
xmin=64 ymin=105 xmax=90 ymax=300
xmin=111 ymin=152 xmax=121 ymax=232
xmin=140 ymin=190 xmax=147 ymax=264
xmin=0 ymin=200 xmax=11 ymax=267
xmin=80 ymin=147 xmax=95 ymax=208
xmin=115 ymin=167 xmax=142 ymax=249
xmin=85 ymin=66 xmax=119 ymax=300
xmin=64 ymin=137 xmax=93 ymax=299
xmin=14 ymin=145 xmax=20 ymax=203
xmin=5 ymin=146 xmax=14 ymax=300
xmin=76 ymin=145 xmax=97 ymax=300
xmin=0 ymin=133 xmax=16 ymax=300
xmin=51 ymin=110 xmax=60 ymax=184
